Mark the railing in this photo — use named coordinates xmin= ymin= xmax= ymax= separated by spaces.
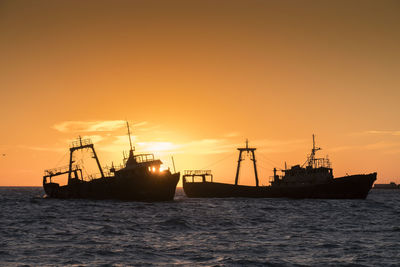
xmin=103 ymin=163 xmax=125 ymax=175
xmin=312 ymin=158 xmax=331 ymax=168
xmin=134 ymin=154 xmax=155 ymax=163
xmin=44 ymin=164 xmax=79 ymax=176
xmin=70 ymin=138 xmax=92 ymax=148
xmin=184 ymin=170 xmax=212 ymax=176
xmin=86 ymin=173 xmax=104 ymax=180
xmin=183 ymin=170 xmax=213 ymax=182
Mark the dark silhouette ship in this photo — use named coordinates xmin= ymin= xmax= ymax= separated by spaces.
xmin=373 ymin=182 xmax=399 ymax=189
xmin=43 ymin=123 xmax=180 ymax=201
xmin=183 ymin=135 xmax=376 ymax=199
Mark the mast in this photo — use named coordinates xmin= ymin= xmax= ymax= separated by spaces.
xmin=171 ymin=156 xmax=176 ymax=173
xmin=126 ymin=121 xmax=135 ymax=156
xmin=308 ymin=134 xmax=321 ymax=167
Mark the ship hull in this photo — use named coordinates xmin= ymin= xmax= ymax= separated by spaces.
xmin=183 ymin=173 xmax=376 ymax=199
xmin=44 ymin=173 xmax=180 ymax=201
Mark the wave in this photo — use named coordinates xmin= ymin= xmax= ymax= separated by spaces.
xmin=0 ymin=187 xmax=400 ymax=266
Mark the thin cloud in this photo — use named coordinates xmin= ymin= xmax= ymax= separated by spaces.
xmin=47 ymin=126 xmax=311 ymax=157
xmin=96 ymin=137 xmax=231 ymax=155
xmin=328 ymin=146 xmax=355 ymax=152
xmin=131 ymin=121 xmax=148 ymax=127
xmin=137 ymin=142 xmax=182 ymax=153
xmin=224 ymin=132 xmax=240 ymax=138
xmin=88 ymin=135 xmax=134 ymax=152
xmin=364 ymin=130 xmax=400 ymax=136
xmin=53 ymin=120 xmax=147 ymax=133
xmin=180 ymin=139 xmax=232 ymax=154
xmin=364 ymin=141 xmax=400 ymax=150
xmin=137 ymin=124 xmax=162 ymax=132
xmin=256 ymin=138 xmax=308 ymax=153
xmin=19 ymin=145 xmax=64 ymax=153
xmin=110 ymin=135 xmax=137 ymax=145
xmin=175 ymin=138 xmax=309 ymax=155
xmin=20 ymin=135 xmax=106 ymax=153
xmin=329 ymin=141 xmax=400 ymax=154
xmin=382 ymin=148 xmax=400 ymax=155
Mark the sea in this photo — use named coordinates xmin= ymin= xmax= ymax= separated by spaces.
xmin=0 ymin=187 xmax=399 ymax=267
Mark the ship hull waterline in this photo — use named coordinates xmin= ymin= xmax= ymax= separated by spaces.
xmin=183 ymin=173 xmax=376 ymax=199
xmin=44 ymin=173 xmax=180 ymax=202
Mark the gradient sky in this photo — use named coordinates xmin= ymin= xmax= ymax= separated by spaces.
xmin=1 ymin=0 xmax=399 ymax=186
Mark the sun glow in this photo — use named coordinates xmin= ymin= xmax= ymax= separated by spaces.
xmin=139 ymin=142 xmax=179 ymax=153
xmin=160 ymin=165 xmax=169 ymax=172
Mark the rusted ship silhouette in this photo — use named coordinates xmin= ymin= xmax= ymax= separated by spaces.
xmin=43 ymin=123 xmax=180 ymax=201
xmin=183 ymin=135 xmax=376 ymax=199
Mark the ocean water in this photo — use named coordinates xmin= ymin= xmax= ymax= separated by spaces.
xmin=0 ymin=187 xmax=399 ymax=266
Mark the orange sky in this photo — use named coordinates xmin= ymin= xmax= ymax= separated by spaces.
xmin=1 ymin=0 xmax=399 ymax=186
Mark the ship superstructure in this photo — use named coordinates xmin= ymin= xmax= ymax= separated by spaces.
xmin=271 ymin=135 xmax=333 ymax=187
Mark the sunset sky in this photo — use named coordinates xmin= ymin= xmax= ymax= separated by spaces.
xmin=1 ymin=0 xmax=399 ymax=186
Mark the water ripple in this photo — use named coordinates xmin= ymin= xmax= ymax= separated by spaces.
xmin=0 ymin=187 xmax=399 ymax=266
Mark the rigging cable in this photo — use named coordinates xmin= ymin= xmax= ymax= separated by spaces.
xmin=200 ymin=152 xmax=236 ymax=170
xmin=256 ymin=152 xmax=282 ymax=167
xmin=53 ymin=151 xmax=68 ymax=168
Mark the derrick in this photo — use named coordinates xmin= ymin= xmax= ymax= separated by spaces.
xmin=235 ymin=139 xmax=259 ymax=186
xmin=67 ymin=137 xmax=104 ymax=183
